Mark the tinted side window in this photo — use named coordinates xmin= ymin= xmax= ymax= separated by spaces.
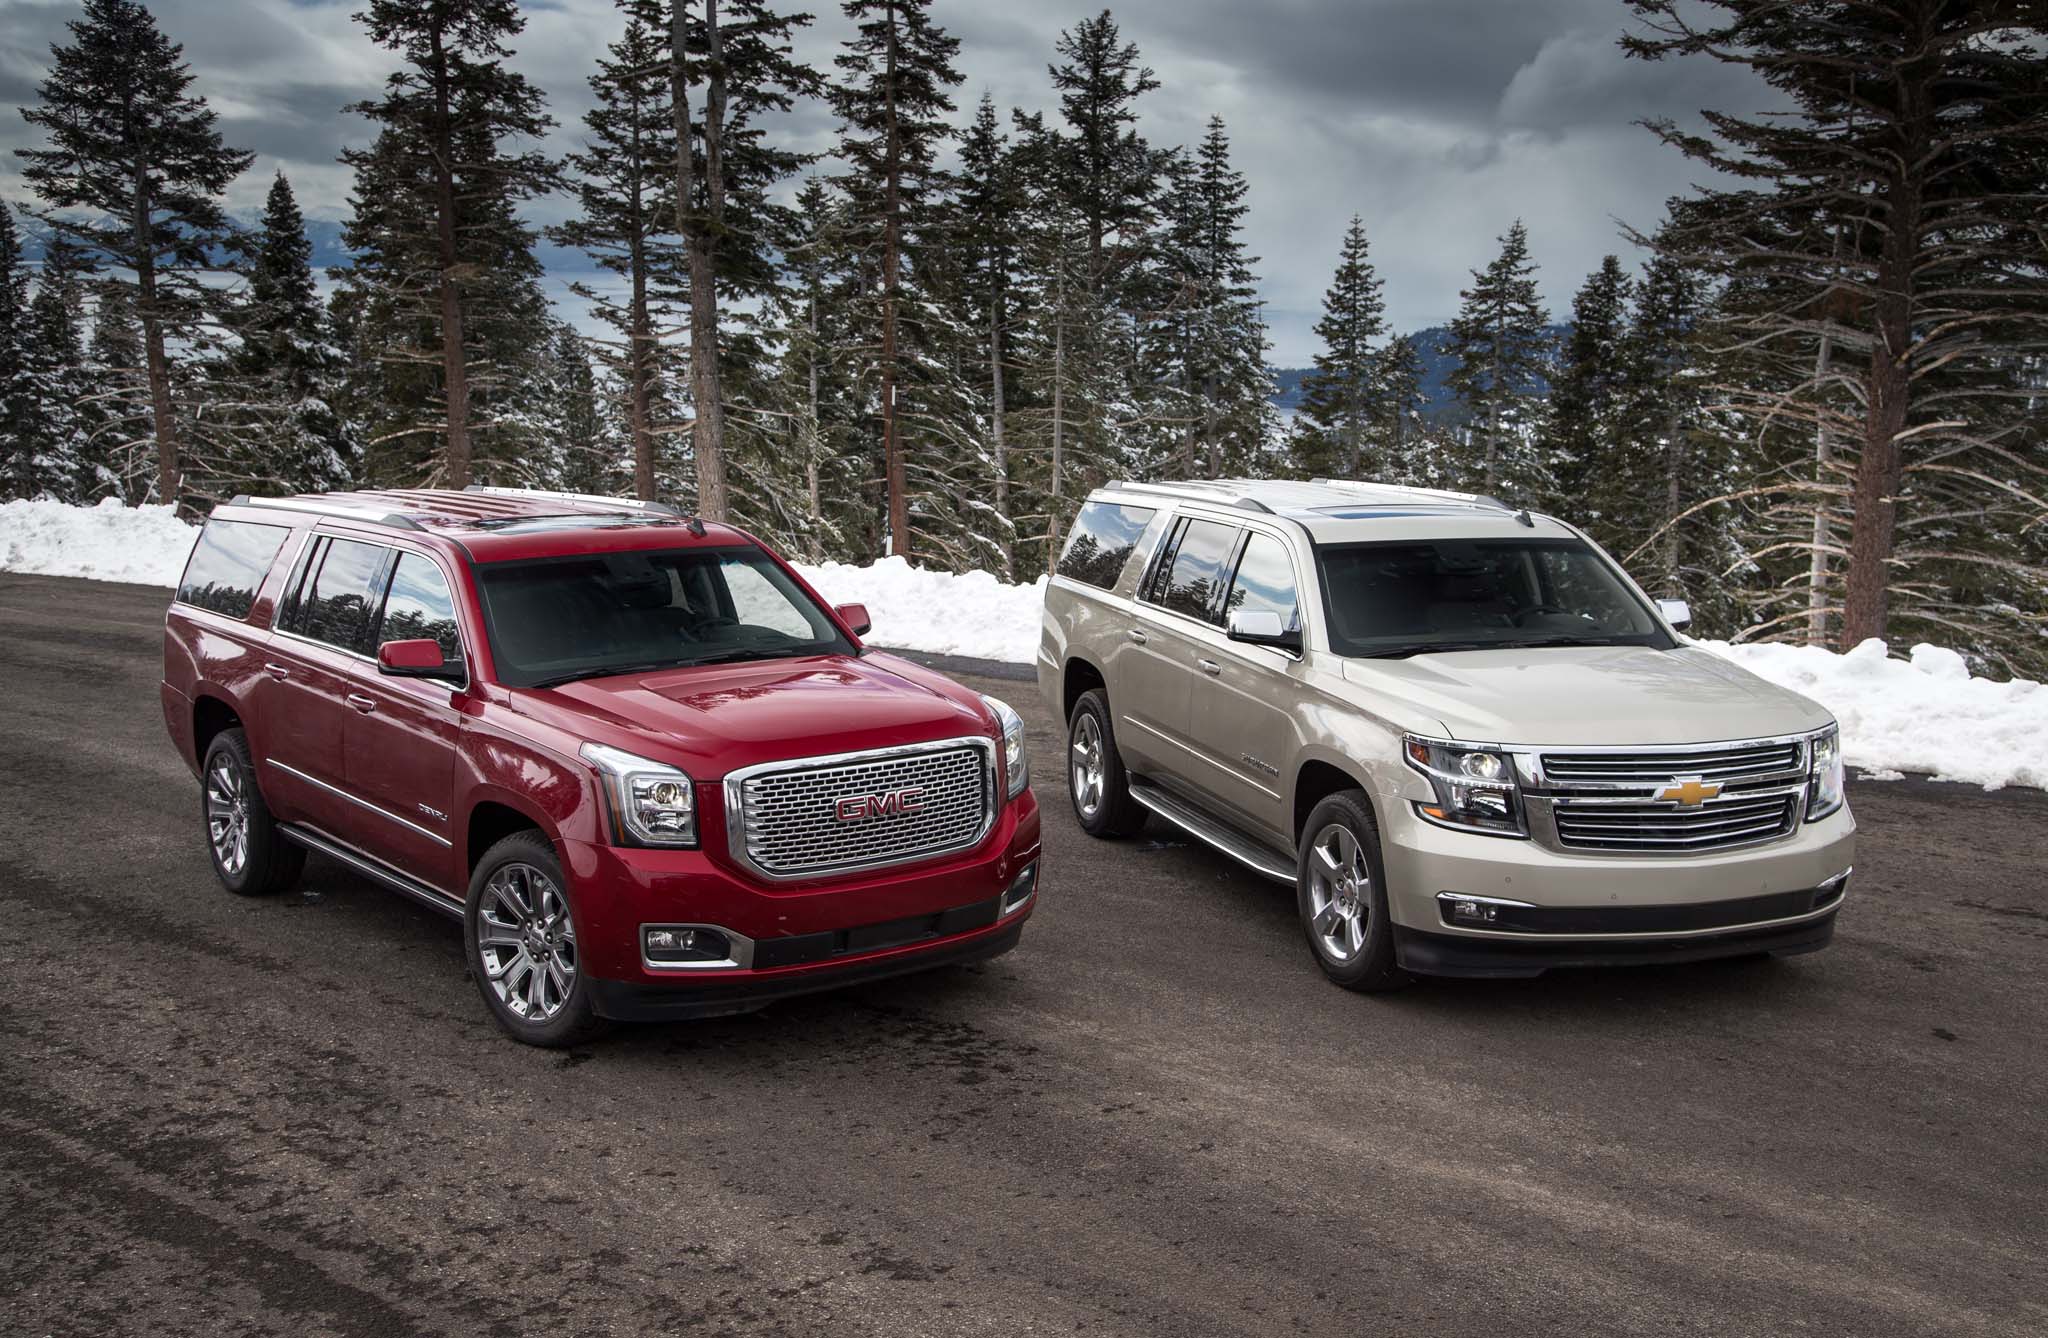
xmin=175 ymin=520 xmax=289 ymax=620
xmin=377 ymin=553 xmax=462 ymax=661
xmin=1226 ymin=533 xmax=1301 ymax=630
xmin=297 ymin=539 xmax=390 ymax=653
xmin=1056 ymin=502 xmax=1157 ymax=590
xmin=1159 ymin=520 xmax=1239 ymax=624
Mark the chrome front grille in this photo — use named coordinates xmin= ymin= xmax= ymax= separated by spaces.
xmin=1533 ymin=737 xmax=1808 ymax=855
xmin=1539 ymin=740 xmax=1803 ymax=786
xmin=726 ymin=739 xmax=994 ymax=879
xmin=1550 ymin=791 xmax=1798 ymax=852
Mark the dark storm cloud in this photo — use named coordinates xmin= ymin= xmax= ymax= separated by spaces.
xmin=0 ymin=0 xmax=1769 ymax=362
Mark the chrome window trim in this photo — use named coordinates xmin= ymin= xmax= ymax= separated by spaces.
xmin=722 ymin=735 xmax=999 ymax=883
xmin=268 ymin=758 xmax=454 ymax=847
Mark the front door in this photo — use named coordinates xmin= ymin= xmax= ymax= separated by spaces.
xmin=1113 ymin=517 xmax=1240 ymax=781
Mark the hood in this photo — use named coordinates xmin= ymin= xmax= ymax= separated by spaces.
xmin=507 ymin=651 xmax=991 ymax=777
xmin=1340 ymin=644 xmax=1831 ymax=746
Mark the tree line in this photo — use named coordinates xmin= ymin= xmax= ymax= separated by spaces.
xmin=1 ymin=0 xmax=2043 ymax=675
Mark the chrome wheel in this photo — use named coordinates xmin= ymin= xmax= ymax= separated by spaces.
xmin=1070 ymin=711 xmax=1106 ymax=820
xmin=205 ymin=752 xmax=250 ymax=876
xmin=476 ymin=862 xmax=578 ymax=1024
xmin=1306 ymin=822 xmax=1371 ymax=962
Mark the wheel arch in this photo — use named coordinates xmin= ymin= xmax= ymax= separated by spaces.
xmin=192 ymin=692 xmax=243 ymax=763
xmin=1293 ymin=755 xmax=1377 ymax=845
xmin=463 ymin=795 xmax=561 ymax=880
xmin=1061 ymin=654 xmax=1107 ymax=722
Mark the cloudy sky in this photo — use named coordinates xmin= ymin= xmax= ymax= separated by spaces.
xmin=0 ymin=0 xmax=1766 ymax=365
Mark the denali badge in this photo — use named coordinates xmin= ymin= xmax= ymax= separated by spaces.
xmin=1655 ymin=777 xmax=1722 ymax=807
xmin=835 ymin=786 xmax=927 ymax=821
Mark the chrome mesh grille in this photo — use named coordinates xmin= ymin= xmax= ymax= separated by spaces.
xmin=1551 ymin=791 xmax=1798 ymax=852
xmin=737 ymin=744 xmax=991 ymax=877
xmin=1540 ymin=741 xmax=1803 ymax=786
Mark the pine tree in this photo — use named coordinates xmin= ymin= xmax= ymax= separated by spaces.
xmin=1374 ymin=334 xmax=1430 ymax=482
xmin=1626 ymin=1 xmax=2048 ymax=668
xmin=540 ymin=326 xmax=620 ymax=493
xmin=1293 ymin=216 xmax=1387 ymax=480
xmin=0 ymin=201 xmax=35 ymax=499
xmin=659 ymin=0 xmax=821 ymax=523
xmin=949 ymin=94 xmax=1027 ymax=576
xmin=1180 ymin=117 xmax=1269 ymax=479
xmin=760 ymin=177 xmax=860 ymax=558
xmin=831 ymin=0 xmax=963 ymax=559
xmin=1546 ymin=255 xmax=1633 ymax=512
xmin=1444 ymin=220 xmax=1553 ymax=499
xmin=15 ymin=0 xmax=253 ymax=510
xmin=26 ymin=236 xmax=95 ymax=500
xmin=1045 ymin=9 xmax=1162 ymax=284
xmin=85 ymin=280 xmax=152 ymax=502
xmin=340 ymin=0 xmax=557 ymax=488
xmin=555 ymin=12 xmax=685 ymax=503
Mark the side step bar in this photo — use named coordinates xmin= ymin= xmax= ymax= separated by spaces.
xmin=1127 ymin=778 xmax=1296 ymax=885
xmin=279 ymin=824 xmax=465 ymax=921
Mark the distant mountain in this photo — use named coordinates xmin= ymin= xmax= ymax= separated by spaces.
xmin=1272 ymin=323 xmax=1570 ymax=423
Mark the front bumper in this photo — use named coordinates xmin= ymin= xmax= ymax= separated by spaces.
xmin=1378 ymin=797 xmax=1855 ymax=976
xmin=561 ymin=788 xmax=1041 ymax=1014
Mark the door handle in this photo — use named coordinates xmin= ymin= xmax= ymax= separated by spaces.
xmin=1127 ymin=629 xmax=1148 ymax=645
xmin=346 ymin=693 xmax=377 ymax=714
xmin=264 ymin=662 xmax=291 ymax=681
xmin=1197 ymin=658 xmax=1221 ymax=676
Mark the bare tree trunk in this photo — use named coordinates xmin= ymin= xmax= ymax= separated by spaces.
xmin=990 ymin=303 xmax=1011 ymax=580
xmin=673 ymin=0 xmax=729 ymax=520
xmin=1662 ymin=408 xmax=1682 ymax=588
xmin=1047 ymin=275 xmax=1066 ymax=575
xmin=1805 ymin=330 xmax=1835 ymax=643
xmin=879 ymin=9 xmax=909 ymax=558
xmin=428 ymin=24 xmax=470 ymax=488
xmin=806 ymin=286 xmax=822 ymax=530
xmin=627 ymin=81 xmax=655 ymax=502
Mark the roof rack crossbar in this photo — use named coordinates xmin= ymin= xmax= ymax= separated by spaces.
xmin=228 ymin=494 xmax=425 ymax=531
xmin=462 ymin=484 xmax=684 ymax=518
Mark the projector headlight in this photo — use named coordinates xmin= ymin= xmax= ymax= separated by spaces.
xmin=981 ymin=694 xmax=1029 ymax=800
xmin=582 ymin=742 xmax=698 ymax=847
xmin=1403 ymin=735 xmax=1526 ymax=838
xmin=1806 ymin=724 xmax=1845 ymax=821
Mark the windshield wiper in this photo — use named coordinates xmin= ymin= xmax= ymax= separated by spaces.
xmin=528 ymin=660 xmax=680 ymax=689
xmin=1354 ymin=640 xmax=1502 ymax=659
xmin=676 ymin=645 xmax=819 ymax=668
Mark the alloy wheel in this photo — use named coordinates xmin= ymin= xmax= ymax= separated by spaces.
xmin=1306 ymin=822 xmax=1371 ymax=962
xmin=476 ymin=862 xmax=578 ymax=1023
xmin=1071 ymin=711 xmax=1106 ymax=820
xmin=205 ymin=752 xmax=250 ymax=876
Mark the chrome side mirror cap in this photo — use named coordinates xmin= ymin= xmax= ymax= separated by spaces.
xmin=1657 ymin=598 xmax=1692 ymax=630
xmin=1227 ymin=608 xmax=1301 ymax=652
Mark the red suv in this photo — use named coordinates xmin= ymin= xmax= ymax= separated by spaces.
xmin=161 ymin=488 xmax=1040 ymax=1046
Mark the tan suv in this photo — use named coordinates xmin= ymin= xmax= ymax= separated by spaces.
xmin=1037 ymin=479 xmax=1855 ymax=991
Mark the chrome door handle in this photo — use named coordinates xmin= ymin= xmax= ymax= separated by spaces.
xmin=1127 ymin=629 xmax=1148 ymax=645
xmin=346 ymin=693 xmax=377 ymax=714
xmin=1197 ymin=658 xmax=1221 ymax=676
xmin=264 ymin=662 xmax=291 ymax=681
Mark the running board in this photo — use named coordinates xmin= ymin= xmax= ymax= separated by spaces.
xmin=1127 ymin=779 xmax=1296 ymax=884
xmin=279 ymin=824 xmax=464 ymax=921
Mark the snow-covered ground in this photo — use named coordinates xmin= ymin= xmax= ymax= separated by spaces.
xmin=6 ymin=496 xmax=2042 ymax=790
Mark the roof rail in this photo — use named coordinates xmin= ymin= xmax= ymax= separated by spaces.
xmin=462 ymin=484 xmax=683 ymax=518
xmin=1109 ymin=480 xmax=1274 ymax=513
xmin=228 ymin=494 xmax=426 ymax=531
xmin=1308 ymin=478 xmax=1512 ymax=511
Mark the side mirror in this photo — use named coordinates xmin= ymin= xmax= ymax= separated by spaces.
xmin=835 ymin=602 xmax=872 ymax=637
xmin=1227 ymin=608 xmax=1301 ymax=653
xmin=1656 ymin=598 xmax=1692 ymax=630
xmin=378 ymin=638 xmax=460 ymax=681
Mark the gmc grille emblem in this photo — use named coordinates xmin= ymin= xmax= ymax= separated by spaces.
xmin=835 ymin=786 xmax=927 ymax=822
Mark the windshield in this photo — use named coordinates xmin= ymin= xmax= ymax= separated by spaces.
xmin=1317 ymin=538 xmax=1673 ymax=658
xmin=475 ymin=546 xmax=855 ymax=688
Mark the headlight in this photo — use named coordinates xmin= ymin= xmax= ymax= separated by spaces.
xmin=1403 ymin=735 xmax=1526 ymax=838
xmin=1806 ymin=724 xmax=1845 ymax=821
xmin=981 ymin=694 xmax=1029 ymax=800
xmin=581 ymin=742 xmax=698 ymax=847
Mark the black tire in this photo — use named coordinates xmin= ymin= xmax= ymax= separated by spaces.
xmin=1295 ymin=791 xmax=1410 ymax=992
xmin=464 ymin=830 xmax=608 ymax=1048
xmin=1066 ymin=688 xmax=1147 ymax=838
xmin=200 ymin=728 xmax=306 ymax=896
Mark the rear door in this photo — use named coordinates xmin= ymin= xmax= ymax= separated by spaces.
xmin=1114 ymin=516 xmax=1241 ymax=785
xmin=261 ymin=534 xmax=394 ymax=842
xmin=341 ymin=549 xmax=469 ymax=891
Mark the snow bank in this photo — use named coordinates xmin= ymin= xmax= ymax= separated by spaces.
xmin=1697 ymin=637 xmax=2046 ymax=791
xmin=4 ymin=499 xmax=2041 ymax=789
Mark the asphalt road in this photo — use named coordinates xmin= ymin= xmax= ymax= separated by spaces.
xmin=1 ymin=570 xmax=2043 ymax=1338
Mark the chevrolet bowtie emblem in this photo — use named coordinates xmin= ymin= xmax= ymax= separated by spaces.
xmin=1657 ymin=778 xmax=1722 ymax=807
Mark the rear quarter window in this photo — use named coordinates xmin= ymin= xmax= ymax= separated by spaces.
xmin=1057 ymin=501 xmax=1158 ymax=590
xmin=174 ymin=520 xmax=290 ymax=621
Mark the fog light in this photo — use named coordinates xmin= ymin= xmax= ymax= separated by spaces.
xmin=1001 ymin=862 xmax=1038 ymax=915
xmin=643 ymin=925 xmax=732 ymax=964
xmin=1446 ymin=897 xmax=1498 ymax=924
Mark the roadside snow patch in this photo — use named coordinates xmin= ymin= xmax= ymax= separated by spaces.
xmin=3 ymin=499 xmax=2042 ymax=789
